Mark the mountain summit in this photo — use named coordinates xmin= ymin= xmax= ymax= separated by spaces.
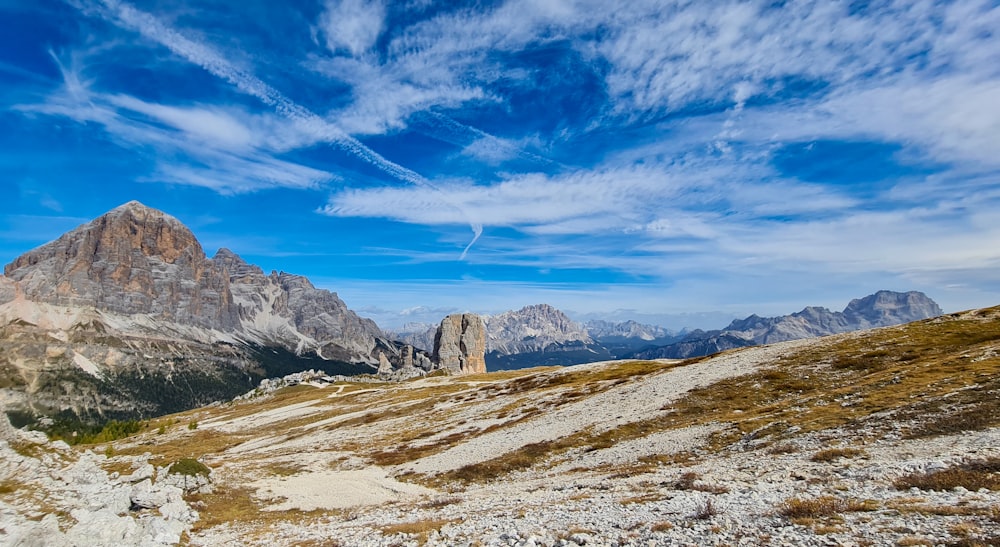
xmin=5 ymin=201 xmax=238 ymax=330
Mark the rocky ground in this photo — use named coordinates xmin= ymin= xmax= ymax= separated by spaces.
xmin=223 ymin=427 xmax=997 ymax=547
xmin=0 ymin=423 xmax=203 ymax=546
xmin=2 ymin=310 xmax=999 ymax=546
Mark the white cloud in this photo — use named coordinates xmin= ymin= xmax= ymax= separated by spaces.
xmin=322 ymin=164 xmax=692 ymax=229
xmin=37 ymin=0 xmax=1000 ymax=315
xmin=318 ymin=0 xmax=387 ymax=57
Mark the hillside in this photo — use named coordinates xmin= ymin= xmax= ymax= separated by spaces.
xmin=2 ymin=306 xmax=998 ymax=545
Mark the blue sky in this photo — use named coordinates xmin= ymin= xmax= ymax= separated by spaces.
xmin=2 ymin=0 xmax=999 ymax=330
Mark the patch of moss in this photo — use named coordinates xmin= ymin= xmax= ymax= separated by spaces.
xmin=168 ymin=458 xmax=211 ymax=477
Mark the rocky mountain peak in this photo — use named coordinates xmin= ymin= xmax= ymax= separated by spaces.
xmin=3 ymin=201 xmax=237 ymax=330
xmin=487 ymin=304 xmax=590 ymax=340
xmin=843 ymin=290 xmax=943 ymax=326
xmin=484 ymin=303 xmax=594 ymax=357
xmin=633 ymin=290 xmax=943 ymax=360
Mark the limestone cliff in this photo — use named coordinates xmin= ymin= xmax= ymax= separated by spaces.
xmin=4 ymin=201 xmax=237 ymax=331
xmin=433 ymin=314 xmax=486 ymax=375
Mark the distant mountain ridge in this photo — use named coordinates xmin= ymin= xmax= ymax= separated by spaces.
xmin=631 ymin=290 xmax=942 ymax=359
xmin=390 ymin=304 xmax=685 ymax=370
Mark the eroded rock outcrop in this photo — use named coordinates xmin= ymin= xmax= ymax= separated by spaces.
xmin=0 ymin=435 xmax=200 ymax=546
xmin=433 ymin=314 xmax=486 ymax=375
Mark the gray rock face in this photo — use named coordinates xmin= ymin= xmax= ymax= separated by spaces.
xmin=843 ymin=290 xmax=943 ymax=327
xmin=214 ymin=249 xmax=387 ymax=362
xmin=4 ymin=201 xmax=238 ymax=331
xmin=485 ymin=304 xmax=593 ymax=355
xmin=0 ymin=276 xmax=18 ymax=305
xmin=433 ymin=314 xmax=487 ymax=374
xmin=584 ymin=319 xmax=673 ymax=341
xmin=0 ymin=411 xmax=16 ymax=442
xmin=634 ymin=290 xmax=943 ymax=359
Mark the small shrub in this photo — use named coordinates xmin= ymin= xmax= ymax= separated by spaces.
xmin=168 ymin=458 xmax=211 ymax=477
xmin=692 ymin=499 xmax=718 ymax=520
xmin=187 ymin=420 xmax=198 ymax=430
xmin=676 ymin=471 xmax=699 ymax=490
xmin=157 ymin=424 xmax=167 ymax=435
xmin=845 ymin=499 xmax=880 ymax=512
xmin=779 ymin=496 xmax=845 ymax=519
xmin=811 ymin=447 xmax=865 ymax=462
xmin=896 ymin=537 xmax=933 ymax=546
xmin=420 ymin=496 xmax=462 ymax=509
xmin=650 ymin=521 xmax=673 ymax=532
xmin=948 ymin=522 xmax=980 ymax=538
xmin=0 ymin=479 xmax=19 ymax=494
xmin=767 ymin=442 xmax=799 ymax=455
xmin=672 ymin=471 xmax=728 ymax=493
xmin=620 ymin=493 xmax=663 ymax=505
xmin=894 ymin=458 xmax=1000 ymax=492
xmin=382 ymin=518 xmax=460 ymax=543
xmin=907 ymin=405 xmax=995 ymax=438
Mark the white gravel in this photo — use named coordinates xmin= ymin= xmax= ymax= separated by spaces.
xmin=403 ymin=339 xmax=816 ymax=475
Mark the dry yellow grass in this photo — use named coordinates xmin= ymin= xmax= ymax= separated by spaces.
xmin=811 ymin=447 xmax=866 ymax=462
xmin=619 ymin=493 xmax=664 ymax=505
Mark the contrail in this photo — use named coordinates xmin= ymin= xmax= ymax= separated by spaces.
xmin=72 ymin=0 xmax=484 ymax=257
xmin=414 ymin=111 xmax=562 ymax=169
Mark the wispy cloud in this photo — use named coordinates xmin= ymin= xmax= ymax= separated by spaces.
xmin=16 ymin=53 xmax=333 ymax=193
xmin=74 ymin=0 xmax=429 ymax=186
xmin=55 ymin=0 xmax=488 ymax=252
xmin=5 ymin=0 xmax=1000 ymax=318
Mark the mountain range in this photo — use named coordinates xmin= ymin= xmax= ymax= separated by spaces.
xmin=3 ymin=301 xmax=995 ymax=545
xmin=632 ymin=290 xmax=943 ymax=359
xmin=391 ymin=304 xmax=677 ymax=370
xmin=393 ymin=293 xmax=941 ymax=369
